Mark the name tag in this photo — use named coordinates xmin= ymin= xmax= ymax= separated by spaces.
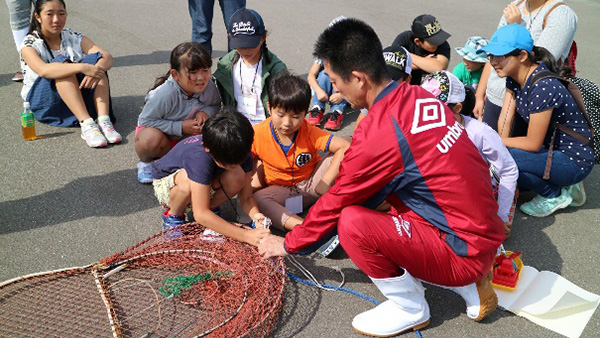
xmin=285 ymin=195 xmax=303 ymax=214
xmin=241 ymin=95 xmax=257 ymax=116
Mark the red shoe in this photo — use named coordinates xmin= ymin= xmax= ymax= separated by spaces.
xmin=324 ymin=110 xmax=343 ymax=131
xmin=307 ymin=107 xmax=324 ymax=126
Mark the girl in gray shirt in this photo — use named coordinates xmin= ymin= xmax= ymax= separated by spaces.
xmin=135 ymin=42 xmax=221 ymax=183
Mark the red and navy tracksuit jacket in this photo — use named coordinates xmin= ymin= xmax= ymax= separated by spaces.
xmin=284 ymin=81 xmax=505 ymax=257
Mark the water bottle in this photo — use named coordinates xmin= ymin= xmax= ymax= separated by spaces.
xmin=21 ymin=102 xmax=36 ymax=141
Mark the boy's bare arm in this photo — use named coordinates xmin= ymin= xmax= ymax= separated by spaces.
xmin=190 ymin=181 xmax=268 ymax=246
xmin=410 ymin=53 xmax=449 ymax=73
xmin=474 ymin=62 xmax=492 ymax=119
xmin=316 ymin=136 xmax=350 ymax=195
xmin=239 ymin=171 xmax=261 ymax=216
xmin=307 ymin=63 xmax=328 ymax=102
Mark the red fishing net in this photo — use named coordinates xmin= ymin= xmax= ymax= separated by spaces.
xmin=0 ymin=223 xmax=286 ymax=337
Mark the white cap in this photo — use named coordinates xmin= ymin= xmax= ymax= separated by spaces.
xmin=23 ymin=102 xmax=30 ymax=109
xmin=421 ymin=70 xmax=465 ymax=104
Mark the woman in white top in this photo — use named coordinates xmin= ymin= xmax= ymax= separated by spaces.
xmin=20 ymin=0 xmax=121 ymax=148
xmin=474 ymin=0 xmax=577 ymax=132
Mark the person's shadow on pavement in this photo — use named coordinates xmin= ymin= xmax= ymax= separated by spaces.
xmin=0 ymin=169 xmax=157 ymax=234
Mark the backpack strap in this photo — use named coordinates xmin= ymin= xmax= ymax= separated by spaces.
xmin=543 ymin=2 xmax=565 ymax=29
xmin=530 ymin=70 xmax=593 ymax=179
xmin=516 ymin=0 xmax=526 ymax=7
xmin=531 ymin=70 xmax=590 ymax=127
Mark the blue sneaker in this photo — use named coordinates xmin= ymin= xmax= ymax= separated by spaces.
xmin=162 ymin=209 xmax=186 ymax=237
xmin=137 ymin=161 xmax=153 ymax=184
xmin=317 ymin=235 xmax=340 ymax=257
xmin=519 ymin=188 xmax=572 ymax=217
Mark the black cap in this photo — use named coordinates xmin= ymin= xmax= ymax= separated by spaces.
xmin=411 ymin=14 xmax=451 ymax=46
xmin=227 ymin=8 xmax=266 ymax=49
xmin=383 ymin=46 xmax=412 ymax=81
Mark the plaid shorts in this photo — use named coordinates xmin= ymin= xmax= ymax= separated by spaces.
xmin=152 ymin=170 xmax=217 ymax=209
xmin=153 ymin=170 xmax=180 ymax=208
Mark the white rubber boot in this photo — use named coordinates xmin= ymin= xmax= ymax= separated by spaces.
xmin=444 ymin=271 xmax=498 ymax=321
xmin=352 ymin=271 xmax=430 ymax=337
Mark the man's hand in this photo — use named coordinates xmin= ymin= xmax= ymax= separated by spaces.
xmin=258 ymin=234 xmax=288 ymax=258
xmin=243 ymin=228 xmax=271 ymax=247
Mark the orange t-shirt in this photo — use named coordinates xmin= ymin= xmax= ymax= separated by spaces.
xmin=252 ymin=118 xmax=333 ymax=186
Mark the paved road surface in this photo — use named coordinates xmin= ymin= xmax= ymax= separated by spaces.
xmin=1 ymin=1 xmax=599 ymax=337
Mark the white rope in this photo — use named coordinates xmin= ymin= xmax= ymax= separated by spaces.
xmin=285 ymin=255 xmax=345 ymax=291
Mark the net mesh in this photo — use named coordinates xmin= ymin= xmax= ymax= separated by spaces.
xmin=0 ymin=223 xmax=286 ymax=337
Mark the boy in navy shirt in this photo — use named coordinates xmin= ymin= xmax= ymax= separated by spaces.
xmin=152 ymin=108 xmax=270 ymax=246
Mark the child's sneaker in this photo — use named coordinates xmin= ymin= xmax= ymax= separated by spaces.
xmin=137 ymin=161 xmax=153 ymax=184
xmin=97 ymin=117 xmax=122 ymax=144
xmin=324 ymin=110 xmax=343 ymax=131
xmin=317 ymin=235 xmax=340 ymax=257
xmin=568 ymin=181 xmax=586 ymax=207
xmin=519 ymin=188 xmax=572 ymax=217
xmin=80 ymin=119 xmax=108 ymax=148
xmin=307 ymin=106 xmax=324 ymax=126
xmin=162 ymin=209 xmax=186 ymax=237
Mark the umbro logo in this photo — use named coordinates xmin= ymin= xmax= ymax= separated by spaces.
xmin=411 ymin=98 xmax=446 ymax=134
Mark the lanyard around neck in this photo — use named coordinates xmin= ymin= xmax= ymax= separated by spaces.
xmin=239 ymin=59 xmax=260 ymax=94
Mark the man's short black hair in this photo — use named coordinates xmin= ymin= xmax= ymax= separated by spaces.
xmin=313 ymin=18 xmax=388 ymax=84
xmin=268 ymin=72 xmax=311 ymax=113
xmin=202 ymin=107 xmax=254 ymax=166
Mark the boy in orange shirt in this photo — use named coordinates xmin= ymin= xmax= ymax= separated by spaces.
xmin=251 ymin=73 xmax=349 ymax=232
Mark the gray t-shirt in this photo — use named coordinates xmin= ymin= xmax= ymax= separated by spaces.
xmin=486 ymin=0 xmax=577 ymax=106
xmin=138 ymin=76 xmax=221 ymax=137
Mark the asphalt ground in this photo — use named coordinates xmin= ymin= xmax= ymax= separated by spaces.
xmin=1 ymin=0 xmax=599 ymax=337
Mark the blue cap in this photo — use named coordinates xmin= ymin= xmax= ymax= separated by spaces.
xmin=477 ymin=24 xmax=533 ymax=56
xmin=228 ymin=8 xmax=266 ymax=49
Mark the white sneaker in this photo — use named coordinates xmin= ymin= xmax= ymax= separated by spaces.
xmin=98 ymin=118 xmax=122 ymax=144
xmin=81 ymin=121 xmax=107 ymax=148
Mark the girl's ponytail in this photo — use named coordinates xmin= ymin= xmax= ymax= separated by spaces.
xmin=530 ymin=46 xmax=570 ymax=77
xmin=150 ymin=71 xmax=172 ymax=92
xmin=262 ymin=40 xmax=272 ymax=64
xmin=460 ymin=86 xmax=476 ymax=118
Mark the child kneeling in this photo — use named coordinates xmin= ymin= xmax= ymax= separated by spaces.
xmin=251 ymin=74 xmax=350 ymax=230
xmin=151 ymin=108 xmax=270 ymax=246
